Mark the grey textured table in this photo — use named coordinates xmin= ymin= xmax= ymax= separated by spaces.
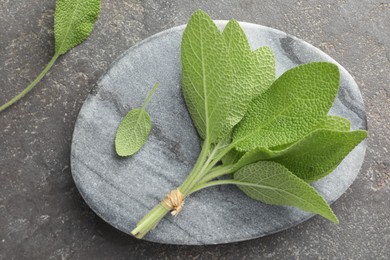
xmin=1 ymin=0 xmax=389 ymax=259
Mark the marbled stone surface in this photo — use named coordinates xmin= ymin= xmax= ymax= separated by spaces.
xmin=71 ymin=22 xmax=367 ymax=245
xmin=1 ymin=1 xmax=389 ymax=259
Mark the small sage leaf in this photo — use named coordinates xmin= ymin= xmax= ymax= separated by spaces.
xmin=115 ymin=83 xmax=159 ymax=157
xmin=55 ymin=0 xmax=101 ymax=55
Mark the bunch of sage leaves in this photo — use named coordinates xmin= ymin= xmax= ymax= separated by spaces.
xmin=120 ymin=10 xmax=368 ymax=239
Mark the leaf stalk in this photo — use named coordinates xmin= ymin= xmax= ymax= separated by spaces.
xmin=141 ymin=83 xmax=159 ymax=110
xmin=131 ymin=140 xmax=236 ymax=238
xmin=0 ymin=53 xmax=60 ymax=112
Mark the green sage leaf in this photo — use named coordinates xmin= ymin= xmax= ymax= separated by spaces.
xmin=232 ymin=129 xmax=367 ymax=182
xmin=230 ymin=129 xmax=367 ymax=182
xmin=222 ymin=20 xmax=275 ymax=127
xmin=270 ymin=129 xmax=368 ymax=182
xmin=223 ymin=114 xmax=351 ymax=167
xmin=55 ymin=0 xmax=101 ymax=55
xmin=234 ymin=161 xmax=339 ymax=223
xmin=181 ymin=10 xmax=233 ymax=144
xmin=232 ymin=62 xmax=340 ymax=151
xmin=115 ymin=109 xmax=151 ymax=157
xmin=228 ymin=115 xmax=358 ymax=174
xmin=115 ymin=83 xmax=159 ymax=157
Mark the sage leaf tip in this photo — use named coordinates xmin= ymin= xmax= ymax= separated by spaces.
xmin=193 ymin=9 xmax=208 ymax=16
xmin=330 ymin=212 xmax=339 ymax=224
xmin=225 ymin=19 xmax=239 ymax=27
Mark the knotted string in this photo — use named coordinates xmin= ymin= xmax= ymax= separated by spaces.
xmin=161 ymin=188 xmax=185 ymax=216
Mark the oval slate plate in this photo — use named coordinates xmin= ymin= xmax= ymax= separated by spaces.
xmin=71 ymin=21 xmax=367 ymax=245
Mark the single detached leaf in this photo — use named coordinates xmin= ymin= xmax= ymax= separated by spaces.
xmin=222 ymin=20 xmax=275 ymax=128
xmin=115 ymin=83 xmax=159 ymax=157
xmin=115 ymin=109 xmax=151 ymax=157
xmin=0 ymin=0 xmax=101 ymax=112
xmin=181 ymin=10 xmax=233 ymax=144
xmin=232 ymin=62 xmax=340 ymax=151
xmin=270 ymin=129 xmax=368 ymax=182
xmin=55 ymin=0 xmax=101 ymax=55
xmin=234 ymin=161 xmax=338 ymax=223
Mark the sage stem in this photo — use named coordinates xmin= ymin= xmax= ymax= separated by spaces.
xmin=0 ymin=53 xmax=60 ymax=112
